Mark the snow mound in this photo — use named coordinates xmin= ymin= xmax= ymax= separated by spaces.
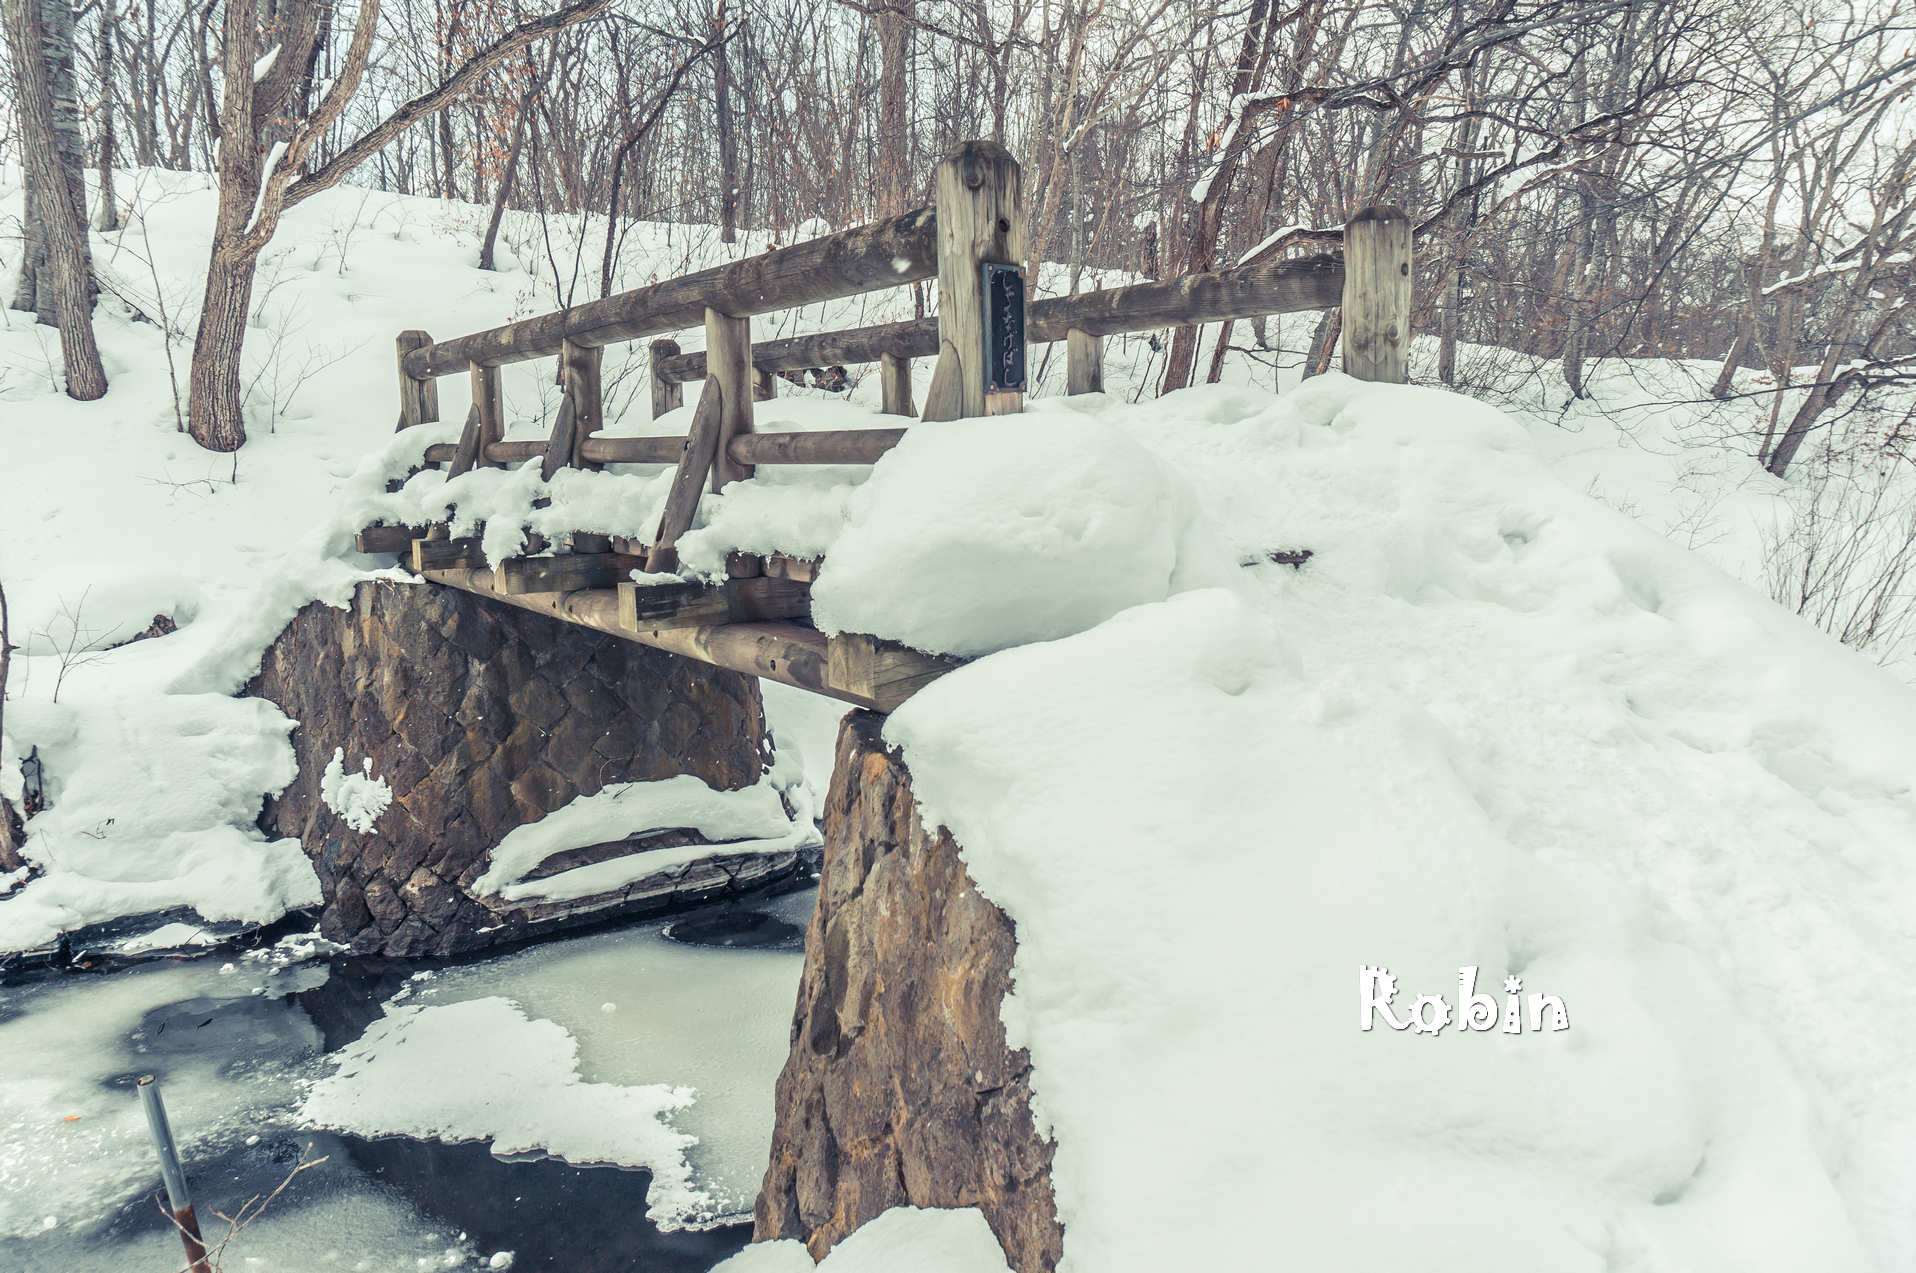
xmin=319 ymin=747 xmax=392 ymax=834
xmin=881 ymin=376 xmax=1916 ymax=1272
xmin=712 ymin=1206 xmax=1012 ymax=1273
xmin=809 ymin=417 xmax=1216 ymax=657
xmin=9 ymin=567 xmax=203 ymax=656
xmin=299 ymin=995 xmax=714 ymax=1224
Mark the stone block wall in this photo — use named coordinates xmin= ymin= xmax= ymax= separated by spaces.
xmin=249 ymin=579 xmax=772 ymax=957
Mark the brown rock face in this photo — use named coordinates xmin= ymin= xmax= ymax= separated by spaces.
xmin=249 ymin=579 xmax=777 ymax=958
xmin=755 ymin=711 xmax=1063 ymax=1272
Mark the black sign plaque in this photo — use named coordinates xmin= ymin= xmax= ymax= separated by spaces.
xmin=982 ymin=262 xmax=1028 ymax=394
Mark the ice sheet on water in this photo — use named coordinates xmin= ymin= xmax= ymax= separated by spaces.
xmin=298 ymin=996 xmax=711 ymax=1223
xmin=372 ymin=887 xmax=816 ymax=1225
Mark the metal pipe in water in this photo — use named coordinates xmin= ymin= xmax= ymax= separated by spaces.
xmin=137 ymin=1075 xmax=212 ymax=1273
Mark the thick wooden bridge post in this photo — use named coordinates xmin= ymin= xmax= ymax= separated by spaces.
xmin=879 ymin=351 xmax=914 ymax=416
xmin=752 ymin=365 xmax=777 ymax=402
xmin=1341 ymin=205 xmax=1413 ymax=384
xmin=395 ymin=330 xmax=439 ymax=430
xmin=707 ymin=308 xmax=756 ymax=491
xmin=650 ymin=338 xmax=683 ymax=420
xmin=922 ymin=141 xmax=1024 ymax=422
xmin=564 ymin=338 xmax=604 ymax=470
xmin=1066 ymin=328 xmax=1103 ymax=395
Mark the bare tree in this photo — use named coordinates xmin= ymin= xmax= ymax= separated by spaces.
xmin=184 ymin=0 xmax=614 ymax=452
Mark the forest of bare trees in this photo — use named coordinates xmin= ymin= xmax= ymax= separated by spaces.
xmin=3 ymin=0 xmax=1912 ymax=473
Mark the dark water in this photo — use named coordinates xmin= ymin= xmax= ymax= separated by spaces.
xmin=1 ymin=893 xmax=810 ymax=1273
xmin=343 ymin=1136 xmax=751 ymax=1272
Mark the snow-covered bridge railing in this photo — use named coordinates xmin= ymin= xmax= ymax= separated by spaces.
xmin=362 ymin=140 xmax=1413 ymax=713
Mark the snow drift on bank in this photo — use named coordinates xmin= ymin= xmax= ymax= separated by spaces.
xmin=868 ymin=376 xmax=1916 ymax=1272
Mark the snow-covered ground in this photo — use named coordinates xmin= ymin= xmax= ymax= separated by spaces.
xmin=6 ymin=170 xmax=1916 ymax=1271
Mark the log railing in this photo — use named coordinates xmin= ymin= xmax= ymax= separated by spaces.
xmin=375 ymin=140 xmax=1412 ymax=709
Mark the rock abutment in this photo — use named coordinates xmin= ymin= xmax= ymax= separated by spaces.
xmin=248 ymin=577 xmax=799 ymax=958
xmin=755 ymin=710 xmax=1064 ymax=1272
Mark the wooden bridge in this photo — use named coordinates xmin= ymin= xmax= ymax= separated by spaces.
xmin=354 ymin=141 xmax=1413 ymax=714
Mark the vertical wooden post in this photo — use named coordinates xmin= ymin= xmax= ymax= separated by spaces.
xmin=564 ymin=339 xmax=603 ymax=470
xmin=649 ymin=339 xmax=683 ymax=419
xmin=395 ymin=330 xmax=439 ymax=430
xmin=752 ymin=364 xmax=776 ymax=401
xmin=923 ymin=140 xmax=1024 ymax=422
xmin=1341 ymin=205 xmax=1413 ymax=384
xmin=879 ymin=351 xmax=915 ymax=416
xmin=706 ymin=308 xmax=755 ymax=490
xmin=470 ymin=361 xmax=503 ymax=466
xmin=1066 ymin=329 xmax=1103 ymax=395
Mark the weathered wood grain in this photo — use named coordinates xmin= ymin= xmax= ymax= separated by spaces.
xmin=395 ymin=329 xmax=438 ymax=430
xmin=1342 ymin=205 xmax=1413 ymax=384
xmin=934 ymin=140 xmax=1023 ymax=420
xmin=763 ymin=554 xmax=822 ymax=583
xmin=403 ymin=208 xmax=938 ymax=377
xmin=707 ymin=308 xmax=755 ymax=491
xmin=446 ymin=404 xmax=483 ymax=478
xmin=646 ymin=376 xmax=725 ymax=572
xmin=728 ymin=428 xmax=907 ymax=466
xmin=649 ymin=254 xmax=1344 ymax=384
xmin=495 ymin=552 xmax=648 ymax=596
xmin=471 ymin=361 xmax=503 ymax=467
xmin=879 ymin=351 xmax=914 ymax=416
xmin=539 ymin=397 xmax=577 ymax=483
xmin=827 ymin=631 xmax=965 ymax=712
xmin=563 ymin=339 xmax=604 ymax=469
xmin=355 ymin=524 xmax=421 ymax=554
xmin=919 ymin=347 xmax=961 ymax=422
xmin=617 ymin=576 xmax=812 ymax=630
xmin=412 ymin=536 xmax=488 ymax=572
xmin=649 ymin=338 xmax=683 ymax=420
xmin=1066 ymin=328 xmax=1103 ymax=395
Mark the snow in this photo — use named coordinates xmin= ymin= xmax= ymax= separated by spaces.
xmin=298 ymin=996 xmax=714 ymax=1223
xmin=319 ymin=746 xmax=392 ymax=834
xmin=9 ymin=169 xmax=1916 ymax=1271
xmin=714 ymin=1207 xmax=1012 ymax=1273
xmin=874 ymin=376 xmax=1916 ymax=1271
xmin=810 ymin=416 xmax=1224 ymax=657
xmin=471 ymin=772 xmax=815 ymax=902
xmin=116 ymin=919 xmax=221 ymax=951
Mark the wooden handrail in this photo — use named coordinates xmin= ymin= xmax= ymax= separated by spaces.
xmin=424 ymin=427 xmax=910 ymax=468
xmin=403 ymin=208 xmax=938 ymax=378
xmin=649 ymin=253 xmax=1345 ymax=384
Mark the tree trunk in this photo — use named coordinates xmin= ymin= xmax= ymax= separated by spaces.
xmin=713 ymin=2 xmax=739 ymax=243
xmin=96 ymin=1 xmax=120 ymax=231
xmin=0 ymin=580 xmax=21 ymax=874
xmin=187 ymin=240 xmax=259 ymax=452
xmin=480 ymin=86 xmax=536 ymax=271
xmin=12 ymin=180 xmax=42 ymax=316
xmin=4 ymin=0 xmax=108 ymax=398
xmin=875 ymin=0 xmax=912 ymax=217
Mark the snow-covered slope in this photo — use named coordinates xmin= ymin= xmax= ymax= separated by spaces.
xmin=6 ymin=174 xmax=1916 ymax=1270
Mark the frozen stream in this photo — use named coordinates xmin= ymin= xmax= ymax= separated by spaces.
xmin=0 ymin=887 xmax=816 ymax=1273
